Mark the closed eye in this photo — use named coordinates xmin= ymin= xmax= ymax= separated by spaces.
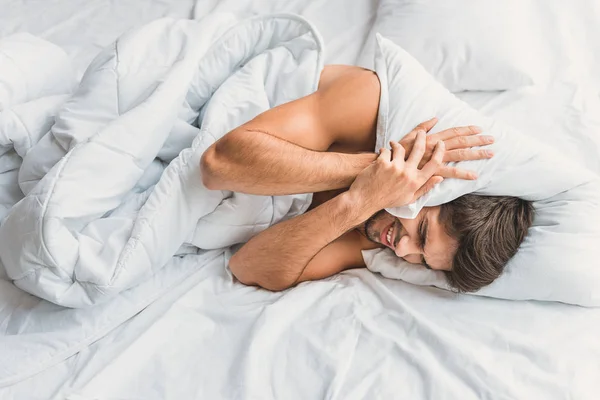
xmin=418 ymin=215 xmax=431 ymax=269
xmin=417 ymin=218 xmax=427 ymax=250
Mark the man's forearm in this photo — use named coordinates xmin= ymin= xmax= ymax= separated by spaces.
xmin=200 ymin=129 xmax=377 ymax=195
xmin=229 ymin=191 xmax=374 ymax=290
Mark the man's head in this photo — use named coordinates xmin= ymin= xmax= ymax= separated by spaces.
xmin=363 ymin=194 xmax=534 ymax=292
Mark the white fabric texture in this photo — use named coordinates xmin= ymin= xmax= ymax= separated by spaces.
xmin=0 ymin=15 xmax=323 ymax=309
xmin=360 ymin=0 xmax=600 ymax=92
xmin=0 ymin=0 xmax=200 ymax=80
xmin=192 ymin=0 xmax=378 ymax=68
xmin=363 ymin=35 xmax=600 ymax=306
xmin=2 ymin=2 xmax=600 ymax=399
xmin=359 ymin=0 xmax=552 ymax=91
xmin=0 ymin=12 xmax=326 ymax=384
xmin=0 ymin=33 xmax=76 ymax=111
xmin=0 ymin=1 xmax=379 ymax=393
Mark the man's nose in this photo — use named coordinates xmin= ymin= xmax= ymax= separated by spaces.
xmin=395 ymin=235 xmax=420 ymax=258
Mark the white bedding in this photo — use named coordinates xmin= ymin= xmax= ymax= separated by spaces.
xmin=0 ymin=0 xmax=377 ymax=80
xmin=0 ymin=7 xmax=325 ymax=386
xmin=21 ymin=266 xmax=600 ymax=400
xmin=1 ymin=13 xmax=321 ymax=307
xmin=1 ymin=1 xmax=599 ymax=399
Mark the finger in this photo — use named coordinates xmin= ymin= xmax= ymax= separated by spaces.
xmin=444 ymin=148 xmax=494 ymax=162
xmin=413 ymin=176 xmax=444 ymax=200
xmin=435 ymin=125 xmax=482 ymax=141
xmin=389 ymin=141 xmax=406 ymax=163
xmin=444 ymin=134 xmax=494 ymax=151
xmin=378 ymin=147 xmax=392 ymax=162
xmin=405 ymin=118 xmax=438 ymax=146
xmin=406 ymin=131 xmax=427 ymax=168
xmin=413 ymin=117 xmax=438 ymax=134
xmin=437 ymin=165 xmax=478 ymax=180
xmin=419 ymin=140 xmax=445 ymax=177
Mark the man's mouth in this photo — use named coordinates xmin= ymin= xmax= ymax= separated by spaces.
xmin=380 ymin=222 xmax=396 ymax=250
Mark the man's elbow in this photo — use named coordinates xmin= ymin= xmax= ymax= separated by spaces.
xmin=199 ymin=146 xmax=223 ymax=190
xmin=237 ymin=276 xmax=293 ymax=292
xmin=200 ymin=131 xmax=248 ymax=190
xmin=229 ymin=255 xmax=294 ymax=292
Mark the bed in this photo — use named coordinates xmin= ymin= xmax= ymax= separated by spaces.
xmin=1 ymin=1 xmax=599 ymax=399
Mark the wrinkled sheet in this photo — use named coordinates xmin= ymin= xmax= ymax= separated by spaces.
xmin=42 ymin=263 xmax=600 ymax=400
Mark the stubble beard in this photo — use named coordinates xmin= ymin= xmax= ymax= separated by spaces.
xmin=363 ymin=209 xmax=388 ymax=244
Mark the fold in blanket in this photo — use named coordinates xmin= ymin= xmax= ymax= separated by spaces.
xmin=0 ymin=14 xmax=324 ymax=307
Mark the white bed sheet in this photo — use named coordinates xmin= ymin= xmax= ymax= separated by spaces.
xmin=32 ymin=255 xmax=600 ymax=399
xmin=2 ymin=1 xmax=600 ymax=399
xmin=0 ymin=0 xmax=199 ymax=80
xmin=0 ymin=0 xmax=377 ymax=79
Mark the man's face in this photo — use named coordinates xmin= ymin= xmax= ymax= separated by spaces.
xmin=363 ymin=207 xmax=458 ymax=271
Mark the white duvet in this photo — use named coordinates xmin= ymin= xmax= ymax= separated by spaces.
xmin=0 ymin=14 xmax=321 ymax=308
xmin=0 ymin=13 xmax=323 ymax=385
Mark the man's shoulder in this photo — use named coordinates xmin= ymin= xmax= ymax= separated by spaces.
xmin=318 ymin=65 xmax=379 ymax=92
xmin=314 ymin=65 xmax=380 ymax=153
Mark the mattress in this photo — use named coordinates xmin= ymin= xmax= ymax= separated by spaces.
xmin=1 ymin=1 xmax=599 ymax=399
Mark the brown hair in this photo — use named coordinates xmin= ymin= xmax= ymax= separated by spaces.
xmin=439 ymin=194 xmax=534 ymax=292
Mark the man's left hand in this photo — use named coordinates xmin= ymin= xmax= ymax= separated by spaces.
xmin=400 ymin=117 xmax=495 ymax=180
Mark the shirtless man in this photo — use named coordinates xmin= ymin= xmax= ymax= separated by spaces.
xmin=200 ymin=65 xmax=533 ymax=293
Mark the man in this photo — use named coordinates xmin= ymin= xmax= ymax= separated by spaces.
xmin=200 ymin=65 xmax=534 ymax=293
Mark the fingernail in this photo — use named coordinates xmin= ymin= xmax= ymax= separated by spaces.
xmin=486 ymin=150 xmax=494 ymax=157
xmin=470 ymin=173 xmax=478 ymax=179
xmin=485 ymin=136 xmax=495 ymax=143
xmin=472 ymin=126 xmax=483 ymax=134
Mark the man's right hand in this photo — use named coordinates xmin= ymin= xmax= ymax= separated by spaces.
xmin=400 ymin=117 xmax=495 ymax=180
xmin=348 ymin=131 xmax=445 ymax=215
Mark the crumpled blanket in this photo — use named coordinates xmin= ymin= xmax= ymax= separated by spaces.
xmin=0 ymin=14 xmax=324 ymax=308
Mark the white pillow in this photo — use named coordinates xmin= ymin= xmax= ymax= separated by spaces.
xmin=359 ymin=0 xmax=554 ymax=92
xmin=363 ymin=35 xmax=600 ymax=306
